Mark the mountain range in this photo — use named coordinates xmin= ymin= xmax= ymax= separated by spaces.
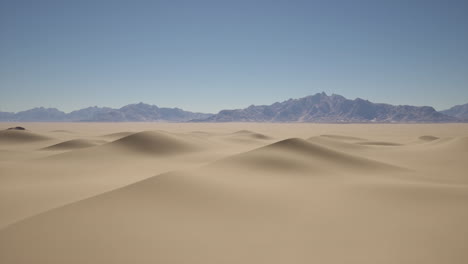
xmin=440 ymin=103 xmax=468 ymax=121
xmin=1 ymin=93 xmax=467 ymax=123
xmin=0 ymin=103 xmax=212 ymax=122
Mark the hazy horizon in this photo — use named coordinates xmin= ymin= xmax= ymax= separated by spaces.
xmin=1 ymin=0 xmax=467 ymax=113
xmin=0 ymin=91 xmax=466 ymax=114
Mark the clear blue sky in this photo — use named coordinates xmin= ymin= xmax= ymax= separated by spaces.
xmin=1 ymin=0 xmax=467 ymax=113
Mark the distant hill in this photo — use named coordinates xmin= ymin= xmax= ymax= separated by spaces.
xmin=0 ymin=103 xmax=212 ymax=122
xmin=194 ymin=93 xmax=459 ymax=123
xmin=440 ymin=103 xmax=468 ymax=121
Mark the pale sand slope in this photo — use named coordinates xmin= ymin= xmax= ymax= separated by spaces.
xmin=0 ymin=123 xmax=467 ymax=263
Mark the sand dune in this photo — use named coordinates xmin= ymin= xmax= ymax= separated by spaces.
xmin=0 ymin=123 xmax=467 ymax=264
xmin=103 ymin=130 xmax=202 ymax=155
xmin=307 ymin=135 xmax=369 ymax=151
xmin=220 ymin=130 xmax=273 ymax=144
xmin=426 ymin=136 xmax=468 ymax=152
xmin=190 ymin=130 xmax=213 ymax=135
xmin=0 ymin=129 xmax=51 ymax=143
xmin=38 ymin=131 xmax=214 ymax=163
xmin=219 ymin=138 xmax=404 ymax=174
xmin=50 ymin=129 xmax=74 ymax=133
xmin=100 ymin=131 xmax=135 ymax=139
xmin=232 ymin=130 xmax=272 ymax=139
xmin=41 ymin=139 xmax=105 ymax=151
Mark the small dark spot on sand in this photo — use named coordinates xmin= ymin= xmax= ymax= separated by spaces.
xmin=6 ymin=126 xmax=26 ymax=131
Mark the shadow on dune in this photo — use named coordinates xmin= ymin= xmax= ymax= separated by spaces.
xmin=418 ymin=135 xmax=439 ymax=141
xmin=41 ymin=139 xmax=106 ymax=151
xmin=357 ymin=141 xmax=403 ymax=146
xmin=99 ymin=131 xmax=136 ymax=139
xmin=231 ymin=130 xmax=272 ymax=140
xmin=319 ymin=134 xmax=366 ymax=141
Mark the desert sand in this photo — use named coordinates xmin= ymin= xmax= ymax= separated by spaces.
xmin=0 ymin=122 xmax=467 ymax=263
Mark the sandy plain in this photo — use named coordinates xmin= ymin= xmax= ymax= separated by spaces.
xmin=0 ymin=122 xmax=467 ymax=263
